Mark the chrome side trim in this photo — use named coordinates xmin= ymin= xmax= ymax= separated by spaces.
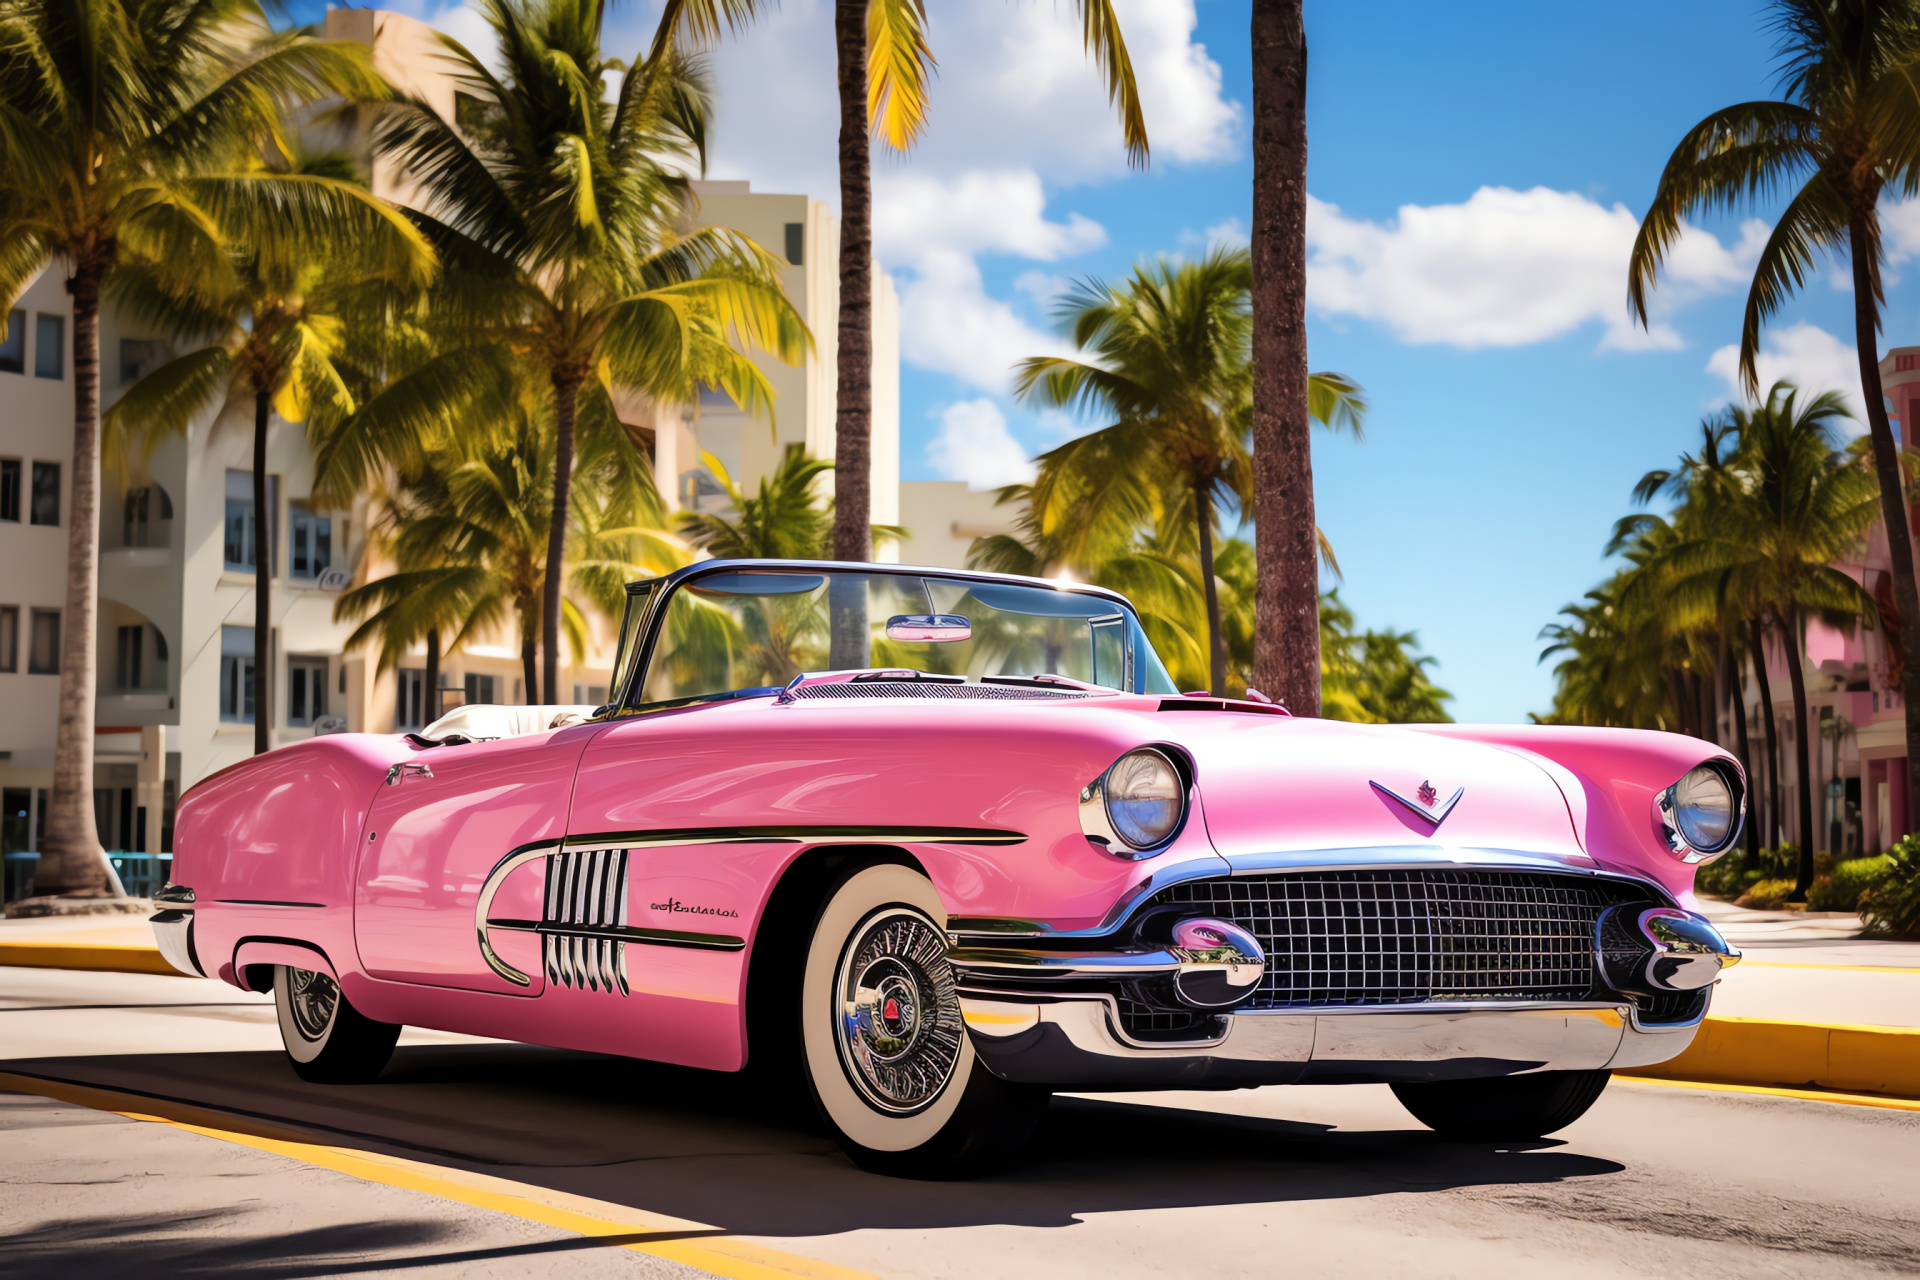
xmin=154 ymin=884 xmax=195 ymax=906
xmin=561 ymin=824 xmax=1025 ymax=851
xmin=473 ymin=839 xmax=562 ymax=987
xmin=149 ymin=909 xmax=203 ymax=978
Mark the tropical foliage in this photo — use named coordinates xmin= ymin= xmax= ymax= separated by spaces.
xmin=1540 ymin=384 xmax=1886 ymax=895
xmin=358 ymin=0 xmax=806 ymax=701
xmin=1628 ymin=0 xmax=1920 ymax=837
xmin=0 ymin=0 xmax=394 ymax=893
xmin=1013 ymin=248 xmax=1365 ymax=696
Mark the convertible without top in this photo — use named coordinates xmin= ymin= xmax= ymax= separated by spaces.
xmin=154 ymin=560 xmax=1744 ymax=1176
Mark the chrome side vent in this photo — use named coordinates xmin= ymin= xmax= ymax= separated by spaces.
xmin=543 ymin=847 xmax=630 ymax=996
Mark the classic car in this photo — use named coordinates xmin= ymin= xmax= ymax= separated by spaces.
xmin=152 ymin=559 xmax=1745 ymax=1177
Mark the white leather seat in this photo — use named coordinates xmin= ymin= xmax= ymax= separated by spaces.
xmin=418 ymin=704 xmax=600 ymax=742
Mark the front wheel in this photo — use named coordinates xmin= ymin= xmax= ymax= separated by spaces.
xmin=1391 ymin=1068 xmax=1611 ymax=1141
xmin=800 ymin=863 xmax=1047 ymax=1178
xmin=273 ymin=965 xmax=401 ymax=1084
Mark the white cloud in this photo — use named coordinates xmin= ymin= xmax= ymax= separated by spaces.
xmin=871 ymin=170 xmax=1105 ymax=263
xmin=1705 ymin=322 xmax=1866 ymax=423
xmin=1306 ymin=187 xmax=1765 ymax=351
xmin=928 ymin=400 xmax=1037 ymax=490
xmin=898 ymin=252 xmax=1075 ymax=393
xmin=1180 ymin=217 xmax=1248 ymax=253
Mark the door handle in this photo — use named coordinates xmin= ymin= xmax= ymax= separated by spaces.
xmin=386 ymin=762 xmax=434 ymax=786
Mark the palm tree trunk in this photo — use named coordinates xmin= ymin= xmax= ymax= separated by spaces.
xmin=1750 ymin=618 xmax=1782 ymax=847
xmin=1249 ymin=0 xmax=1317 ymax=714
xmin=543 ymin=369 xmax=581 ymax=704
xmin=35 ymin=267 xmax=109 ymax=895
xmin=1196 ymin=484 xmax=1226 ymax=696
xmin=521 ymin=626 xmax=537 ymax=706
xmin=828 ymin=0 xmax=873 ymax=564
xmin=1732 ymin=646 xmax=1759 ymax=861
xmin=424 ymin=628 xmax=440 ymax=724
xmin=1847 ymin=209 xmax=1920 ymax=835
xmin=1784 ymin=607 xmax=1816 ymax=899
xmin=253 ymin=391 xmax=272 ymax=756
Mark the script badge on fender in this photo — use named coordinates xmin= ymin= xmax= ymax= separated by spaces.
xmin=1372 ymin=778 xmax=1464 ymax=828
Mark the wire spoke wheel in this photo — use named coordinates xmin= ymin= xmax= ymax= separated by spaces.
xmin=287 ymin=967 xmax=340 ymax=1042
xmin=834 ymin=908 xmax=964 ymax=1115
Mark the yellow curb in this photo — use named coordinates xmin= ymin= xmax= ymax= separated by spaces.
xmin=0 ymin=940 xmax=180 ymax=977
xmin=1614 ymin=1075 xmax=1920 ymax=1112
xmin=0 ymin=1072 xmax=874 ymax=1280
xmin=1634 ymin=1016 xmax=1920 ymax=1098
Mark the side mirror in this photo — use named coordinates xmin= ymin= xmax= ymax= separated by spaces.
xmin=885 ymin=614 xmax=972 ymax=642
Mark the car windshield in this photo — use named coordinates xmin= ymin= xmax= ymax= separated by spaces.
xmin=630 ymin=569 xmax=1177 ymax=706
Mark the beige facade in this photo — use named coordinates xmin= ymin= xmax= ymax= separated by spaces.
xmin=0 ymin=8 xmax=900 ymax=867
xmin=892 ymin=482 xmax=1021 ymax=570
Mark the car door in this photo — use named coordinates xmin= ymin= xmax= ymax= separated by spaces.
xmin=353 ymin=723 xmax=602 ymax=995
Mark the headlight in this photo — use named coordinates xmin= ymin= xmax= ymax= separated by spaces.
xmin=1655 ymin=762 xmax=1743 ymax=863
xmin=1080 ymin=747 xmax=1187 ymax=857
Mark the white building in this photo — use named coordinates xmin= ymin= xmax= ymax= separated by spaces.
xmin=0 ymin=7 xmax=901 ymax=872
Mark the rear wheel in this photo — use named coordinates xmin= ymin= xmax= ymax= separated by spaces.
xmin=1391 ymin=1069 xmax=1611 ymax=1141
xmin=273 ymin=965 xmax=401 ymax=1084
xmin=800 ymin=863 xmax=1047 ymax=1178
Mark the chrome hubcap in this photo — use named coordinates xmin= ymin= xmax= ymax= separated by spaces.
xmin=834 ymin=908 xmax=963 ymax=1115
xmin=288 ymin=968 xmax=339 ymax=1042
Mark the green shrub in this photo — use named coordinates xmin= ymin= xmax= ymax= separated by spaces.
xmin=1808 ymin=856 xmax=1894 ymax=912
xmin=1861 ymin=839 xmax=1920 ymax=938
xmin=1737 ymin=878 xmax=1796 ymax=909
xmin=1696 ymin=844 xmax=1795 ymax=900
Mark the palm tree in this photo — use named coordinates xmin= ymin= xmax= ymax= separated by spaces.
xmin=338 ymin=396 xmax=687 ymax=710
xmin=680 ymin=445 xmax=834 ymax=560
xmin=1662 ymin=387 xmax=1879 ymax=893
xmin=0 ymin=0 xmax=390 ymax=896
xmin=1628 ymin=0 xmax=1920 ymax=830
xmin=1248 ymin=0 xmax=1315 ymax=715
xmin=819 ymin=0 xmax=1147 ymax=563
xmin=104 ymin=151 xmax=435 ymax=754
xmin=366 ymin=0 xmax=805 ymax=704
xmin=1014 ymin=249 xmax=1364 ymax=697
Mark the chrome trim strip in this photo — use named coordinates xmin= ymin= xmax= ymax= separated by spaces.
xmin=154 ymin=884 xmax=195 ymax=906
xmin=473 ymin=839 xmax=563 ymax=987
xmin=561 ymin=825 xmax=1026 ymax=851
xmin=211 ymin=899 xmax=325 ymax=908
xmin=488 ymin=918 xmax=746 ymax=951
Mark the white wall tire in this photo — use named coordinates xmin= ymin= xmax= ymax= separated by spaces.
xmin=800 ymin=863 xmax=1046 ymax=1177
xmin=273 ymin=965 xmax=401 ymax=1084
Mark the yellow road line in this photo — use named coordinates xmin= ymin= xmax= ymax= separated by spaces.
xmin=0 ymin=941 xmax=178 ymax=976
xmin=0 ymin=1072 xmax=873 ymax=1280
xmin=1615 ymin=1074 xmax=1920 ymax=1113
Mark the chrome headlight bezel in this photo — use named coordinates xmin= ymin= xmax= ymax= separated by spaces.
xmin=1079 ymin=746 xmax=1190 ymax=860
xmin=1653 ymin=760 xmax=1745 ymax=865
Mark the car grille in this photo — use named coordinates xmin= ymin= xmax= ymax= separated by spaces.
xmin=1144 ymin=869 xmax=1655 ymax=1010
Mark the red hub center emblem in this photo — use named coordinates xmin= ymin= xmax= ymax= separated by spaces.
xmin=883 ymin=998 xmax=900 ymax=1021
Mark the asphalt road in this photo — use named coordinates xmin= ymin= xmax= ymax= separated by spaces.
xmin=3 ymin=966 xmax=1918 ymax=1279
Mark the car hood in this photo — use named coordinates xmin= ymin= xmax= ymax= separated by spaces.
xmin=1167 ymin=714 xmax=1593 ymax=870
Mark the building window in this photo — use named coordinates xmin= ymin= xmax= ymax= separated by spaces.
xmin=219 ymin=625 xmax=254 ymax=722
xmin=30 ymin=462 xmax=58 ymax=526
xmin=785 ymin=221 xmax=804 ymax=265
xmin=288 ymin=657 xmax=329 ymax=727
xmin=28 ymin=609 xmax=59 ymax=674
xmin=0 ymin=310 xmax=22 ymax=374
xmin=119 ymin=338 xmax=171 ymax=386
xmin=1900 ymin=354 xmax=1918 ymax=372
xmin=123 ymin=485 xmax=173 ymax=548
xmin=395 ymin=668 xmax=426 ymax=730
xmin=116 ymin=625 xmax=143 ymax=690
xmin=0 ymin=459 xmax=17 ymax=521
xmin=224 ymin=469 xmax=278 ymax=573
xmin=289 ymin=502 xmax=331 ymax=579
xmin=464 ymin=673 xmax=497 ymax=705
xmin=0 ymin=606 xmax=15 ymax=672
xmin=34 ymin=314 xmax=63 ymax=380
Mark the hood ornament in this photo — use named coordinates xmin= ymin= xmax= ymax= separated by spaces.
xmin=1373 ymin=778 xmax=1463 ymax=828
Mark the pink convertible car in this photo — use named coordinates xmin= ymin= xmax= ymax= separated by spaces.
xmin=153 ymin=560 xmax=1743 ymax=1176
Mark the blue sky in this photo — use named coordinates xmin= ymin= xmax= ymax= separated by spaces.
xmin=330 ymin=0 xmax=1919 ymax=721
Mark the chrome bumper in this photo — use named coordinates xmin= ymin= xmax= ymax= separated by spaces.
xmin=149 ymin=909 xmax=203 ymax=977
xmin=958 ymin=994 xmax=1706 ymax=1090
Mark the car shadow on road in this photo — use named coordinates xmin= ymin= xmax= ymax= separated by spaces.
xmin=2 ymin=1043 xmax=1626 ymax=1238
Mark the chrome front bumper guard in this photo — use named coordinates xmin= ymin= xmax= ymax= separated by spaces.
xmin=957 ymin=993 xmax=1708 ymax=1090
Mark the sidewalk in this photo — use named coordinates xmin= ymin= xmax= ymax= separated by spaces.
xmin=1696 ymin=899 xmax=1920 ymax=1029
